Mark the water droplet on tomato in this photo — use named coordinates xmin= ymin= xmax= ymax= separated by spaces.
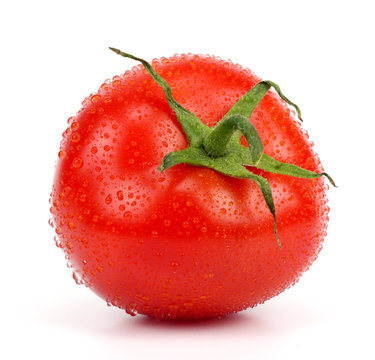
xmin=63 ymin=128 xmax=72 ymax=138
xmin=117 ymin=190 xmax=124 ymax=200
xmin=125 ymin=303 xmax=138 ymax=317
xmin=91 ymin=94 xmax=101 ymax=103
xmin=67 ymin=116 xmax=75 ymax=125
xmin=48 ymin=218 xmax=55 ymax=228
xmin=105 ymin=194 xmax=112 ymax=204
xmin=58 ymin=150 xmax=66 ymax=159
xmin=73 ymin=157 xmax=83 ymax=168
xmin=112 ymin=78 xmax=121 ymax=87
xmin=71 ymin=121 xmax=79 ymax=131
xmin=106 ymin=301 xmax=112 ymax=307
xmin=71 ymin=132 xmax=80 ymax=143
xmin=124 ymin=211 xmax=132 ymax=220
xmin=54 ymin=236 xmax=63 ymax=248
xmin=72 ymin=271 xmax=84 ymax=285
xmin=55 ymin=226 xmax=62 ymax=235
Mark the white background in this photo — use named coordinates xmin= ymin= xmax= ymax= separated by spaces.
xmin=1 ymin=0 xmax=374 ymax=359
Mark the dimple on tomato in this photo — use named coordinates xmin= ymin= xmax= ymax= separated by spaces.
xmin=50 ymin=49 xmax=334 ymax=320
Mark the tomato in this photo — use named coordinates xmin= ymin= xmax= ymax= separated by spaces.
xmin=50 ymin=51 xmax=331 ymax=320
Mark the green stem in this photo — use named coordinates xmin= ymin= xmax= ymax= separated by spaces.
xmin=110 ymin=48 xmax=336 ymax=247
xmin=257 ymin=154 xmax=337 ymax=187
xmin=203 ymin=114 xmax=264 ymax=164
xmin=264 ymin=81 xmax=302 ymax=121
xmin=222 ymin=80 xmax=302 ymax=123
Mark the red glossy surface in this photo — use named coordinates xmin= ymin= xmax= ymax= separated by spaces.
xmin=50 ymin=54 xmax=329 ymax=319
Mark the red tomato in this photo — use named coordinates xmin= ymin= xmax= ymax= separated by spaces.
xmin=50 ymin=53 xmax=330 ymax=320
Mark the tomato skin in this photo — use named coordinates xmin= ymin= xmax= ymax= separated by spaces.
xmin=51 ymin=54 xmax=329 ymax=319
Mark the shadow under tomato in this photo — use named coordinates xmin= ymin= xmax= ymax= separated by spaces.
xmin=37 ymin=291 xmax=324 ymax=340
xmin=109 ymin=308 xmax=278 ymax=340
xmin=131 ymin=311 xmax=249 ymax=329
xmin=109 ymin=297 xmax=324 ymax=339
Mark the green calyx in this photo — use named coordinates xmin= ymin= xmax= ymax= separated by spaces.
xmin=110 ymin=48 xmax=336 ymax=248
